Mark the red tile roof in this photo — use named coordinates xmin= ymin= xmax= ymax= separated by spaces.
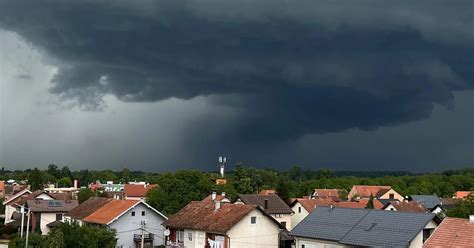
xmin=385 ymin=201 xmax=427 ymax=213
xmin=65 ymin=197 xmax=113 ymax=220
xmin=164 ymin=201 xmax=258 ymax=234
xmin=452 ymin=191 xmax=471 ymax=199
xmin=124 ymin=184 xmax=156 ymax=197
xmin=83 ymin=200 xmax=139 ymax=224
xmin=202 ymin=194 xmax=227 ymax=203
xmin=423 ymin=218 xmax=474 ymax=248
xmin=352 ymin=185 xmax=392 ymax=198
xmin=313 ymin=189 xmax=341 ymax=198
xmin=293 ymin=198 xmax=334 ymax=213
xmin=336 ymin=199 xmax=384 ymax=209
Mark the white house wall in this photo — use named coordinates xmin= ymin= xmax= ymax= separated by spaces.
xmin=227 ymin=209 xmax=280 ymax=248
xmin=291 ymin=202 xmax=310 ymax=230
xmin=108 ymin=203 xmax=166 ymax=248
xmin=409 ymin=220 xmax=438 ymax=248
xmin=294 ymin=237 xmax=352 ymax=248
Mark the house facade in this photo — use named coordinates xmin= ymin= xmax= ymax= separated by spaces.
xmin=3 ymin=189 xmax=32 ymax=224
xmin=236 ymin=194 xmax=293 ymax=230
xmin=27 ymin=199 xmax=79 ymax=235
xmin=291 ymin=206 xmax=440 ymax=248
xmin=75 ymin=199 xmax=167 ymax=247
xmin=348 ymin=185 xmax=404 ymax=201
xmin=164 ymin=200 xmax=282 ymax=248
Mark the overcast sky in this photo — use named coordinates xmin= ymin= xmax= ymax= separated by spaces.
xmin=0 ymin=0 xmax=473 ymax=172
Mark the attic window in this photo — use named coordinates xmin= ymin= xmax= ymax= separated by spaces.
xmin=298 ymin=207 xmax=301 ymax=213
xmin=131 ymin=211 xmax=135 ymax=216
xmin=251 ymin=216 xmax=257 ymax=224
xmin=365 ymin=223 xmax=377 ymax=231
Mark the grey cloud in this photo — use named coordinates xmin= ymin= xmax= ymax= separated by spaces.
xmin=0 ymin=0 xmax=473 ymax=142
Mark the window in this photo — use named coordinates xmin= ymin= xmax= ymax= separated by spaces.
xmin=141 ymin=211 xmax=145 ymax=216
xmin=281 ymin=221 xmax=287 ymax=228
xmin=251 ymin=216 xmax=257 ymax=224
xmin=301 ymin=245 xmax=305 ymax=248
xmin=389 ymin=193 xmax=395 ymax=199
xmin=131 ymin=211 xmax=135 ymax=216
xmin=187 ymin=232 xmax=193 ymax=241
xmin=298 ymin=207 xmax=301 ymax=213
xmin=177 ymin=230 xmax=185 ymax=242
xmin=423 ymin=229 xmax=433 ymax=243
xmin=56 ymin=214 xmax=62 ymax=220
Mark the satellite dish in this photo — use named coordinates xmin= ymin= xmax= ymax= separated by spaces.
xmin=164 ymin=229 xmax=170 ymax=236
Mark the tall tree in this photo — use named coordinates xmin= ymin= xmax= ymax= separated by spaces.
xmin=47 ymin=164 xmax=61 ymax=179
xmin=28 ymin=168 xmax=44 ymax=191
xmin=366 ymin=194 xmax=375 ymax=209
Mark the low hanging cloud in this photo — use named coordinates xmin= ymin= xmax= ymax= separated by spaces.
xmin=1 ymin=0 xmax=473 ymax=141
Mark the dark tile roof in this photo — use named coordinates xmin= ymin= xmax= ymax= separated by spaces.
xmin=163 ymin=201 xmax=261 ymax=234
xmin=409 ymin=195 xmax=441 ymax=209
xmin=291 ymin=206 xmax=437 ymax=247
xmin=238 ymin=194 xmax=293 ymax=214
xmin=65 ymin=197 xmax=113 ymax=220
xmin=27 ymin=199 xmax=79 ymax=212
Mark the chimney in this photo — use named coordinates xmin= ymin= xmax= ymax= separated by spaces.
xmin=221 ymin=192 xmax=226 ymax=197
xmin=264 ymin=199 xmax=268 ymax=210
xmin=470 ymin=215 xmax=474 ymax=223
xmin=329 ymin=205 xmax=334 ymax=211
xmin=73 ymin=179 xmax=78 ymax=188
xmin=211 ymin=191 xmax=217 ymax=201
xmin=214 ymin=200 xmax=221 ymax=211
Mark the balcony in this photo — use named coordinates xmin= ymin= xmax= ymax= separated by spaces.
xmin=133 ymin=233 xmax=154 ymax=242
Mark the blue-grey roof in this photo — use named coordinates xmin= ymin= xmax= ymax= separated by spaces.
xmin=409 ymin=195 xmax=441 ymax=209
xmin=290 ymin=206 xmax=436 ymax=247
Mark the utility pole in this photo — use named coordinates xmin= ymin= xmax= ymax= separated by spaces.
xmin=140 ymin=220 xmax=145 ymax=248
xmin=25 ymin=208 xmax=31 ymax=248
xmin=20 ymin=205 xmax=25 ymax=238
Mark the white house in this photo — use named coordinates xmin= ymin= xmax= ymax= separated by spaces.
xmin=236 ymin=194 xmax=293 ymax=230
xmin=291 ymin=206 xmax=441 ymax=248
xmin=164 ymin=200 xmax=283 ymax=248
xmin=3 ymin=189 xmax=32 ymax=225
xmin=27 ymin=199 xmax=79 ymax=235
xmin=68 ymin=198 xmax=167 ymax=247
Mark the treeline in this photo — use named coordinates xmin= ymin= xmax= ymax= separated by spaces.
xmin=1 ymin=164 xmax=473 ymax=215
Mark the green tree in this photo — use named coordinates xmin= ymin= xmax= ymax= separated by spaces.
xmin=28 ymin=168 xmax=44 ymax=191
xmin=77 ymin=188 xmax=95 ymax=203
xmin=366 ymin=194 xmax=375 ymax=209
xmin=57 ymin=177 xmax=73 ymax=187
xmin=120 ymin=168 xmax=131 ymax=183
xmin=446 ymin=193 xmax=474 ymax=218
xmin=47 ymin=164 xmax=61 ymax=179
xmin=60 ymin=166 xmax=73 ymax=180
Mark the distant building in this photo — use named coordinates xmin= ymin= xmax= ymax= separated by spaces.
xmin=123 ymin=184 xmax=156 ymax=201
xmin=423 ymin=217 xmax=474 ymax=247
xmin=383 ymin=201 xmax=428 ymax=213
xmin=0 ymin=180 xmax=5 ymax=198
xmin=291 ymin=206 xmax=440 ymax=248
xmin=311 ymin=189 xmax=342 ymax=200
xmin=408 ymin=195 xmax=442 ymax=213
xmin=348 ymin=185 xmax=404 ymax=201
xmin=259 ymin=189 xmax=277 ymax=196
xmin=236 ymin=194 xmax=293 ymax=230
xmin=452 ymin=191 xmax=471 ymax=199
xmin=163 ymin=200 xmax=282 ymax=248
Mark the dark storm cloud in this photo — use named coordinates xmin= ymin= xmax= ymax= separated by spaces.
xmin=0 ymin=0 xmax=473 ymax=141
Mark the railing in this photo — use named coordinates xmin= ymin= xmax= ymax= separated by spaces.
xmin=133 ymin=233 xmax=154 ymax=241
